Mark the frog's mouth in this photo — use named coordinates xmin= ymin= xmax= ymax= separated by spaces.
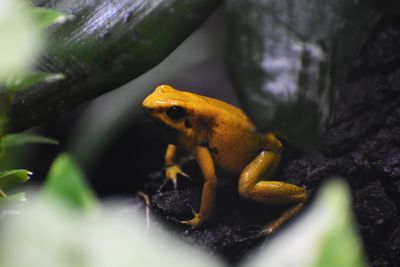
xmin=152 ymin=119 xmax=177 ymax=132
xmin=152 ymin=119 xmax=182 ymax=141
xmin=157 ymin=121 xmax=182 ymax=145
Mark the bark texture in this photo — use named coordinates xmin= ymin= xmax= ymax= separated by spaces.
xmin=145 ymin=17 xmax=400 ymax=266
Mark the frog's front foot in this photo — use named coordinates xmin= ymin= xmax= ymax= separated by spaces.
xmin=165 ymin=164 xmax=189 ymax=189
xmin=179 ymin=212 xmax=203 ymax=227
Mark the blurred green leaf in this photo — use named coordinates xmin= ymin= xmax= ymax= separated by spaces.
xmin=6 ymin=72 xmax=65 ymax=93
xmin=314 ymin=182 xmax=365 ymax=267
xmin=0 ymin=0 xmax=43 ymax=84
xmin=1 ymin=133 xmax=58 ymax=150
xmin=0 ymin=169 xmax=31 ymax=192
xmin=43 ymin=154 xmax=98 ymax=211
xmin=30 ymin=7 xmax=74 ymax=29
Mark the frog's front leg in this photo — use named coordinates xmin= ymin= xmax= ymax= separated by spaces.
xmin=239 ymin=150 xmax=308 ymax=235
xmin=165 ymin=144 xmax=189 ymax=189
xmin=181 ymin=146 xmax=217 ymax=226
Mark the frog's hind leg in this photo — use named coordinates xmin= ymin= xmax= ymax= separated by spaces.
xmin=238 ymin=149 xmax=308 ymax=235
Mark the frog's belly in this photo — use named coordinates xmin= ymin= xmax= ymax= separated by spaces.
xmin=209 ymin=137 xmax=261 ymax=174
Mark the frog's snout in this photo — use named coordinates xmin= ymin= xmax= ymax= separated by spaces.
xmin=142 ymin=95 xmax=154 ymax=114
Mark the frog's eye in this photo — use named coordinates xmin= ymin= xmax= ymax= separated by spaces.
xmin=166 ymin=106 xmax=186 ymax=120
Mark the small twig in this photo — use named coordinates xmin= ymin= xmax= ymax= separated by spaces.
xmin=137 ymin=191 xmax=151 ymax=235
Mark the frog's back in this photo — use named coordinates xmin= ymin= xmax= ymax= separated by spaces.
xmin=197 ymin=95 xmax=253 ymax=127
xmin=192 ymin=95 xmax=266 ymax=173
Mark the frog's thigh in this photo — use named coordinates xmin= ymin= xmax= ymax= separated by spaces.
xmin=239 ymin=150 xmax=308 ymax=234
xmin=238 ymin=150 xmax=307 ymax=204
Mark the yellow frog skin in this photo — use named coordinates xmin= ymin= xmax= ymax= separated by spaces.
xmin=142 ymin=85 xmax=308 ymax=234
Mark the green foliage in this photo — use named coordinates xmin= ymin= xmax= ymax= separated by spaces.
xmin=0 ymin=0 xmax=42 ymax=84
xmin=43 ymin=154 xmax=98 ymax=212
xmin=29 ymin=7 xmax=74 ymax=29
xmin=6 ymin=72 xmax=65 ymax=93
xmin=1 ymin=133 xmax=59 ymax=150
xmin=0 ymin=192 xmax=26 ymax=204
xmin=0 ymin=170 xmax=30 ymax=206
xmin=2 ymin=6 xmax=70 ymax=93
xmin=0 ymin=133 xmax=58 ymax=201
xmin=314 ymin=182 xmax=365 ymax=267
xmin=0 ymin=169 xmax=31 ymax=191
xmin=0 ymin=2 xmax=69 ymax=204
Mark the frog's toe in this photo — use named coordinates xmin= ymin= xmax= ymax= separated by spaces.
xmin=163 ymin=176 xmax=181 ymax=190
xmin=166 ymin=165 xmax=185 ymax=178
xmin=179 ymin=213 xmax=202 ymax=227
xmin=165 ymin=165 xmax=189 ymax=189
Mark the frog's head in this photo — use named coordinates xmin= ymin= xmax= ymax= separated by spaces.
xmin=142 ymin=85 xmax=210 ymax=147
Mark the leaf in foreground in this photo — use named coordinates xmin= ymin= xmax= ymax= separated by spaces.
xmin=29 ymin=7 xmax=74 ymax=29
xmin=0 ymin=193 xmax=26 ymax=208
xmin=1 ymin=133 xmax=58 ymax=150
xmin=43 ymin=154 xmax=98 ymax=212
xmin=0 ymin=169 xmax=31 ymax=192
xmin=0 ymin=0 xmax=42 ymax=83
xmin=0 ymin=196 xmax=223 ymax=267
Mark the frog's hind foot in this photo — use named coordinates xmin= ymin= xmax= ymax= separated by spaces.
xmin=264 ymin=202 xmax=305 ymax=234
xmin=237 ymin=222 xmax=284 ymax=243
xmin=238 ymin=203 xmax=306 ymax=243
xmin=237 ymin=228 xmax=272 ymax=243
